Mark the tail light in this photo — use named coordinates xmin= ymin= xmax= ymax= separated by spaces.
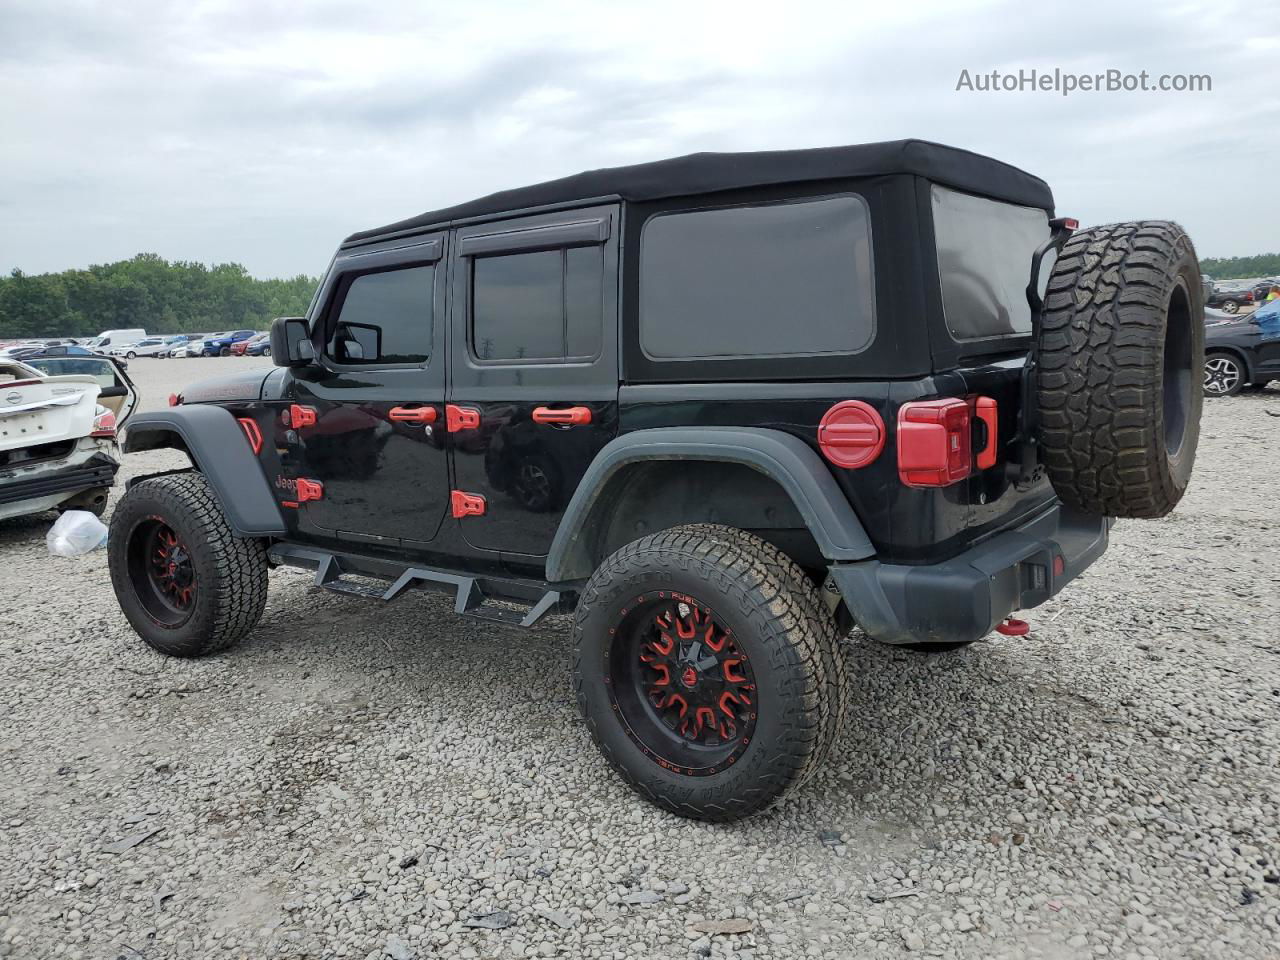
xmin=90 ymin=407 xmax=117 ymax=438
xmin=897 ymin=399 xmax=971 ymax=487
xmin=168 ymin=393 xmax=182 ymax=406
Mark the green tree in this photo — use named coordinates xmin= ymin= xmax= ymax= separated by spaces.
xmin=0 ymin=254 xmax=320 ymax=339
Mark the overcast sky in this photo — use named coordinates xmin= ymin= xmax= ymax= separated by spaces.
xmin=2 ymin=0 xmax=1277 ymax=278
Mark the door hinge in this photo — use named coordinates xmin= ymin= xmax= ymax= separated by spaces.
xmin=446 ymin=404 xmax=481 ymax=432
xmin=285 ymin=404 xmax=317 ymax=429
xmin=296 ymin=478 xmax=324 ymax=503
xmin=450 ymin=490 xmax=486 ymax=518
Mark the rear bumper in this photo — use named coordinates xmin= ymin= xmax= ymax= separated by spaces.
xmin=829 ymin=504 xmax=1111 ymax=646
xmin=0 ymin=448 xmax=119 ymax=520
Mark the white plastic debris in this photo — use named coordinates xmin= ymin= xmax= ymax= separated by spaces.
xmin=46 ymin=510 xmax=109 ymax=557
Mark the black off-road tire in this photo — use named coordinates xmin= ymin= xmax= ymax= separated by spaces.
xmin=109 ymin=472 xmax=268 ymax=657
xmin=572 ymin=524 xmax=847 ymax=821
xmin=1037 ymin=221 xmax=1204 ymax=519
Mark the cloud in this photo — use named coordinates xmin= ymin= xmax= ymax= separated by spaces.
xmin=1 ymin=0 xmax=1277 ymax=278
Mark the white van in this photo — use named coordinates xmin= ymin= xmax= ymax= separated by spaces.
xmin=87 ymin=329 xmax=146 ymax=354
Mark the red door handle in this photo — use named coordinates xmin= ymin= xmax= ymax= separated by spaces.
xmin=388 ymin=405 xmax=438 ymax=424
xmin=532 ymin=405 xmax=592 ymax=426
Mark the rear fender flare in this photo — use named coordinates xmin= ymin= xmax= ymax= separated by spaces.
xmin=123 ymin=406 xmax=285 ymax=536
xmin=545 ymin=427 xmax=876 ymax=583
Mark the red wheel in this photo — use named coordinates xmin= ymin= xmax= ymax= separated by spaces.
xmin=607 ymin=593 xmax=758 ymax=777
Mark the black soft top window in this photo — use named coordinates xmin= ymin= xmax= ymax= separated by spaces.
xmin=931 ymin=184 xmax=1049 ymax=341
xmin=639 ymin=195 xmax=875 ymax=361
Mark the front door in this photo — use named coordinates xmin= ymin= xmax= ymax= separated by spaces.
xmin=447 ymin=205 xmax=620 ymax=559
xmin=283 ymin=235 xmax=449 ymax=548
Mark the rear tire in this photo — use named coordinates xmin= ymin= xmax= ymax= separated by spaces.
xmin=1036 ymin=221 xmax=1203 ymax=519
xmin=109 ymin=472 xmax=268 ymax=657
xmin=573 ymin=524 xmax=847 ymax=821
xmin=1220 ymin=299 xmax=1239 ymax=314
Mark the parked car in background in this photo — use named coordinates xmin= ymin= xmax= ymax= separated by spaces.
xmin=170 ymin=337 xmax=208 ymax=358
xmin=1207 ymin=285 xmax=1255 ymax=314
xmin=1203 ymin=304 xmax=1280 ymax=396
xmin=201 ymin=329 xmax=257 ymax=356
xmin=244 ymin=333 xmax=272 ymax=357
xmin=1201 ymin=274 xmax=1214 ymax=304
xmin=109 ymin=337 xmax=170 ymax=359
xmin=0 ymin=342 xmax=48 ymax=358
xmin=160 ymin=335 xmax=196 ymax=356
xmin=1252 ymin=280 xmax=1280 ymax=304
xmin=0 ymin=353 xmax=137 ymax=521
xmin=6 ymin=344 xmax=118 ymax=366
xmin=230 ymin=332 xmax=269 ymax=356
xmin=86 ymin=329 xmax=147 ymax=354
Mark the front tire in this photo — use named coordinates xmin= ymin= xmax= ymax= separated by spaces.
xmin=573 ymin=524 xmax=847 ymax=821
xmin=219 ymin=347 xmax=231 ymax=356
xmin=126 ymin=351 xmax=137 ymax=359
xmin=1204 ymin=352 xmax=1245 ymax=397
xmin=108 ymin=472 xmax=268 ymax=657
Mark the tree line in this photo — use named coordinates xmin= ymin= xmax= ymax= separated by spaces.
xmin=0 ymin=254 xmax=319 ymax=339
xmin=1200 ymin=253 xmax=1280 ymax=281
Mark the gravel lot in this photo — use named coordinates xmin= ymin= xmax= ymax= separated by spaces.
xmin=2 ymin=357 xmax=1278 ymax=960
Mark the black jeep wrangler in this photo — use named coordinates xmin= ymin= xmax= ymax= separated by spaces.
xmin=110 ymin=140 xmax=1204 ymax=821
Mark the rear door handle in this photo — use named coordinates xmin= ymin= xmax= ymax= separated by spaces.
xmin=388 ymin=405 xmax=438 ymax=424
xmin=532 ymin=405 xmax=592 ymax=426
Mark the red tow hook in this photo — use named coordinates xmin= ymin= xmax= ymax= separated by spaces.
xmin=996 ymin=617 xmax=1030 ymax=637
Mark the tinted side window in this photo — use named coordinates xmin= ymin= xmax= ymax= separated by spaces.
xmin=328 ymin=265 xmax=433 ymax=365
xmin=639 ymin=196 xmax=875 ymax=360
xmin=931 ymin=185 xmax=1049 ymax=340
xmin=471 ymin=247 xmax=603 ymax=362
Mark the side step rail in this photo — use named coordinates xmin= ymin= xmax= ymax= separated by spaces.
xmin=268 ymin=543 xmax=569 ymax=629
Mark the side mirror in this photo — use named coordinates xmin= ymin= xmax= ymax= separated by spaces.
xmin=271 ymin=317 xmax=314 ymax=367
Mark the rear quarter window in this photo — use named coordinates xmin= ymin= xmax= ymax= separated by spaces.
xmin=639 ymin=195 xmax=875 ymax=360
xmin=931 ymin=184 xmax=1050 ymax=341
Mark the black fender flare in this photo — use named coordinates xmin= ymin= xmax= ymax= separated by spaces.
xmin=545 ymin=427 xmax=876 ymax=583
xmin=123 ymin=406 xmax=286 ymax=537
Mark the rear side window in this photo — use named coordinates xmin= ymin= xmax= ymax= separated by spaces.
xmin=471 ymin=247 xmax=603 ymax=362
xmin=328 ymin=265 xmax=433 ymax=364
xmin=639 ymin=196 xmax=875 ymax=360
xmin=931 ymin=185 xmax=1050 ymax=340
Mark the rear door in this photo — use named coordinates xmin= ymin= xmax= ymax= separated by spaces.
xmin=447 ymin=204 xmax=620 ymax=559
xmin=282 ymin=235 xmax=450 ymax=548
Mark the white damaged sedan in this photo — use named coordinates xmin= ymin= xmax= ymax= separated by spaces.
xmin=0 ymin=355 xmax=138 ymax=521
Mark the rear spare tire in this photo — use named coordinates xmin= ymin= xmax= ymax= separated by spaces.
xmin=1036 ymin=221 xmax=1203 ymax=519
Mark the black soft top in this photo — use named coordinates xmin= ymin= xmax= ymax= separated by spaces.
xmin=344 ymin=139 xmax=1053 ymax=244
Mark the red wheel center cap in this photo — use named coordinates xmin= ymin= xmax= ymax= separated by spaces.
xmin=680 ymin=666 xmax=698 ymax=688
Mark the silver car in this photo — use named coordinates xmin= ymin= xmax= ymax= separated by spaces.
xmin=0 ymin=355 xmax=138 ymax=521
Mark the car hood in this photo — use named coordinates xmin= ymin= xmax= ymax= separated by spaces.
xmin=1206 ymin=320 xmax=1253 ymax=338
xmin=179 ymin=367 xmax=274 ymax=404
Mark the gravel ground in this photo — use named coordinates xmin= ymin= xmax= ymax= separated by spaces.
xmin=2 ymin=357 xmax=1278 ymax=960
